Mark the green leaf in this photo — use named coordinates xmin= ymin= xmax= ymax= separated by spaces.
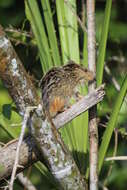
xmin=0 ymin=0 xmax=15 ymax=8
xmin=96 ymin=0 xmax=112 ymax=86
xmin=64 ymin=0 xmax=80 ymax=63
xmin=99 ymin=74 xmax=127 ymax=172
xmin=56 ymin=0 xmax=69 ymax=64
xmin=25 ymin=0 xmax=53 ymax=72
xmin=2 ymin=104 xmax=12 ymax=120
xmin=41 ymin=0 xmax=61 ymax=67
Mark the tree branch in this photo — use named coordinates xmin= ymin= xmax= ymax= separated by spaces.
xmin=87 ymin=0 xmax=98 ymax=189
xmin=54 ymin=84 xmax=105 ymax=129
xmin=0 ymin=84 xmax=105 ymax=183
xmin=17 ymin=173 xmax=37 ymax=190
xmin=0 ymin=135 xmax=38 ymax=184
xmin=9 ymin=107 xmax=37 ymax=190
xmin=0 ymin=26 xmax=87 ymax=189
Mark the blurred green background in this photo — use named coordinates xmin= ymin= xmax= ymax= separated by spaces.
xmin=0 ymin=0 xmax=127 ymax=189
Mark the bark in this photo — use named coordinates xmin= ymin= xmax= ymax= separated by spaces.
xmin=87 ymin=0 xmax=98 ymax=189
xmin=0 ymin=135 xmax=38 ymax=184
xmin=0 ymin=26 xmax=87 ymax=189
xmin=0 ymin=85 xmax=105 ymax=184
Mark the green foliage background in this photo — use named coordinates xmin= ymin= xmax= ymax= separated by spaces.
xmin=0 ymin=0 xmax=127 ymax=189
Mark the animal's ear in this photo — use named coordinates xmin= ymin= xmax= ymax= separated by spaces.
xmin=79 ymin=63 xmax=88 ymax=71
xmin=80 ymin=62 xmax=83 ymax=67
xmin=84 ymin=68 xmax=88 ymax=72
xmin=80 ymin=62 xmax=87 ymax=67
xmin=66 ymin=60 xmax=76 ymax=65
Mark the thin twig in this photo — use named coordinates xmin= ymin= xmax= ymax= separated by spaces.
xmin=104 ymin=129 xmax=118 ymax=186
xmin=0 ymin=135 xmax=38 ymax=184
xmin=99 ymin=122 xmax=127 ymax=139
xmin=5 ymin=27 xmax=33 ymax=38
xmin=17 ymin=173 xmax=37 ymax=190
xmin=105 ymin=156 xmax=127 ymax=161
xmin=99 ymin=182 xmax=109 ymax=190
xmin=24 ymin=166 xmax=32 ymax=190
xmin=0 ymin=185 xmax=9 ymax=190
xmin=87 ymin=0 xmax=98 ymax=189
xmin=64 ymin=0 xmax=87 ymax=33
xmin=104 ymin=65 xmax=120 ymax=91
xmin=9 ymin=107 xmax=36 ymax=190
xmin=104 ymin=64 xmax=127 ymax=103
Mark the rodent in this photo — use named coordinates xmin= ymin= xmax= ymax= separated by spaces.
xmin=40 ymin=60 xmax=95 ymax=119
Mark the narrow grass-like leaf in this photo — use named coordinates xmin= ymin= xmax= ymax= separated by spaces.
xmin=0 ymin=114 xmax=21 ymax=138
xmin=55 ymin=0 xmax=76 ymax=151
xmin=99 ymin=75 xmax=127 ymax=172
xmin=96 ymin=0 xmax=112 ymax=86
xmin=64 ymin=0 xmax=80 ymax=63
xmin=82 ymin=28 xmax=89 ymax=155
xmin=79 ymin=19 xmax=89 ymax=171
xmin=25 ymin=0 xmax=52 ymax=72
xmin=56 ymin=0 xmax=69 ymax=64
xmin=2 ymin=104 xmax=12 ymax=120
xmin=56 ymin=1 xmax=89 ymax=167
xmin=64 ymin=0 xmax=81 ymax=153
xmin=35 ymin=161 xmax=57 ymax=187
xmin=41 ymin=0 xmax=61 ymax=67
xmin=83 ymin=31 xmax=88 ymax=67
